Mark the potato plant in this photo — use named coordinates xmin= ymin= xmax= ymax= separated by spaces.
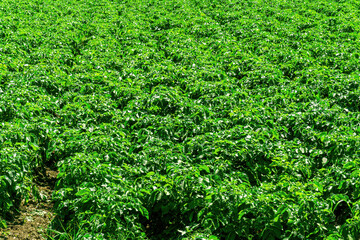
xmin=1 ymin=0 xmax=360 ymax=239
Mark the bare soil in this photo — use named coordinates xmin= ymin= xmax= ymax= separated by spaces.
xmin=0 ymin=168 xmax=58 ymax=240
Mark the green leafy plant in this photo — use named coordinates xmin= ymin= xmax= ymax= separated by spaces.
xmin=1 ymin=0 xmax=360 ymax=239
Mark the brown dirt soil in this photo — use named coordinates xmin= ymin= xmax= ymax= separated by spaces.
xmin=0 ymin=168 xmax=58 ymax=240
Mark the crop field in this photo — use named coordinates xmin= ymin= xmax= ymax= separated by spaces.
xmin=1 ymin=0 xmax=360 ymax=239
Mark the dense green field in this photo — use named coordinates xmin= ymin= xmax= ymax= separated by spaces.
xmin=1 ymin=0 xmax=360 ymax=239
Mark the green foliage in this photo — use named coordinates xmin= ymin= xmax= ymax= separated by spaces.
xmin=1 ymin=0 xmax=360 ymax=239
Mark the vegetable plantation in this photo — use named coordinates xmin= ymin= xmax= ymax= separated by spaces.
xmin=1 ymin=0 xmax=360 ymax=239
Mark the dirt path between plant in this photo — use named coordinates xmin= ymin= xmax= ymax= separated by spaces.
xmin=0 ymin=167 xmax=58 ymax=240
